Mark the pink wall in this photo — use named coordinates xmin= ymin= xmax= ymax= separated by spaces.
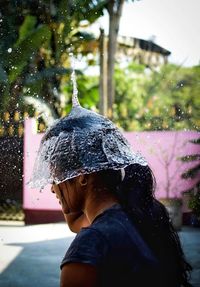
xmin=23 ymin=119 xmax=200 ymax=211
xmin=124 ymin=131 xmax=200 ymax=199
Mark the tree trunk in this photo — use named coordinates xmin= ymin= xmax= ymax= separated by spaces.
xmin=99 ymin=28 xmax=108 ymax=116
xmin=107 ymin=0 xmax=125 ymax=119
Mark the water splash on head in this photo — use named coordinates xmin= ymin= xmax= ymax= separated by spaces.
xmin=69 ymin=52 xmax=80 ymax=107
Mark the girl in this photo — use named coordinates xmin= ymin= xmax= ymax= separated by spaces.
xmin=31 ymin=102 xmax=192 ymax=287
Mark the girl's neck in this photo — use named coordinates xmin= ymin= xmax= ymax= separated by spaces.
xmin=83 ymin=188 xmax=119 ymax=224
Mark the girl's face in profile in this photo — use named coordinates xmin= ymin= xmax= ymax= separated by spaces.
xmin=51 ymin=177 xmax=84 ymax=214
xmin=51 ymin=183 xmax=70 ymax=214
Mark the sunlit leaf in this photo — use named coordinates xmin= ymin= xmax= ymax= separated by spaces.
xmin=8 ymin=25 xmax=51 ymax=83
xmin=16 ymin=15 xmax=37 ymax=45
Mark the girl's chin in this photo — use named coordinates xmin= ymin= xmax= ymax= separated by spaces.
xmin=59 ymin=201 xmax=70 ymax=214
xmin=62 ymin=207 xmax=71 ymax=214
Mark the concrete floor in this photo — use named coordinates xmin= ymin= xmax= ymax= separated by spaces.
xmin=0 ymin=221 xmax=199 ymax=287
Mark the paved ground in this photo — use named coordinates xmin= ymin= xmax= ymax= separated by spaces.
xmin=0 ymin=221 xmax=199 ymax=287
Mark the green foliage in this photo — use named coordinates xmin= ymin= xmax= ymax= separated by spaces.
xmin=181 ymin=155 xmax=200 ymax=162
xmin=1 ymin=0 xmax=199 ymax=132
xmin=190 ymin=138 xmax=200 ymax=144
xmin=61 ymin=74 xmax=99 ymax=115
xmin=113 ymin=62 xmax=146 ymax=130
xmin=180 ymin=138 xmax=200 ymax=216
xmin=188 ymin=190 xmax=200 ymax=217
xmin=113 ymin=63 xmax=200 ymax=131
xmin=0 ymin=0 xmax=106 ymax=118
xmin=24 ymin=68 xmax=72 ymax=85
xmin=182 ymin=164 xmax=200 ymax=179
xmin=8 ymin=24 xmax=51 ymax=83
xmin=0 ymin=64 xmax=7 ymax=83
xmin=140 ymin=64 xmax=200 ymax=131
xmin=17 ymin=15 xmax=37 ymax=45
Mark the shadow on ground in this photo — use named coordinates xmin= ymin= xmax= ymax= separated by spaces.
xmin=0 ymin=237 xmax=74 ymax=287
xmin=179 ymin=227 xmax=200 ymax=287
xmin=0 ymin=226 xmax=199 ymax=287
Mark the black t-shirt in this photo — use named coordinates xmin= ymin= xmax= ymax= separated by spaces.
xmin=61 ymin=204 xmax=177 ymax=287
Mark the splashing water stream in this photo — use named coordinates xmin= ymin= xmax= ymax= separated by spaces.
xmin=69 ymin=52 xmax=80 ymax=107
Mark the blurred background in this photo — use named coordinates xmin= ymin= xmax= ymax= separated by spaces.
xmin=0 ymin=0 xmax=200 ymax=286
xmin=1 ymin=0 xmax=200 ymax=225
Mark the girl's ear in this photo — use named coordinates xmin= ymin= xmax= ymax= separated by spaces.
xmin=78 ymin=174 xmax=88 ymax=186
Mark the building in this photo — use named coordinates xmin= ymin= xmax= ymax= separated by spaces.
xmin=117 ymin=35 xmax=171 ymax=68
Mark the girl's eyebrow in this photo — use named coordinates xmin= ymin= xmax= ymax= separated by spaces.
xmin=52 ymin=183 xmax=62 ymax=193
xmin=51 ymin=186 xmax=55 ymax=193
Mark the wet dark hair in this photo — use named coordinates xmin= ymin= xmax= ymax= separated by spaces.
xmin=98 ymin=164 xmax=192 ymax=287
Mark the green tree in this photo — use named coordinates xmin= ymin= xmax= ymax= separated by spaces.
xmin=141 ymin=64 xmax=200 ymax=131
xmin=0 ymin=0 xmax=106 ymax=122
xmin=181 ymin=138 xmax=200 ymax=218
xmin=112 ymin=63 xmax=200 ymax=131
xmin=113 ymin=62 xmax=146 ymax=130
xmin=0 ymin=14 xmax=51 ymax=114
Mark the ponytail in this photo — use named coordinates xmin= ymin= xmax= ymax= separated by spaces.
xmin=97 ymin=164 xmax=192 ymax=286
xmin=117 ymin=164 xmax=193 ymax=287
